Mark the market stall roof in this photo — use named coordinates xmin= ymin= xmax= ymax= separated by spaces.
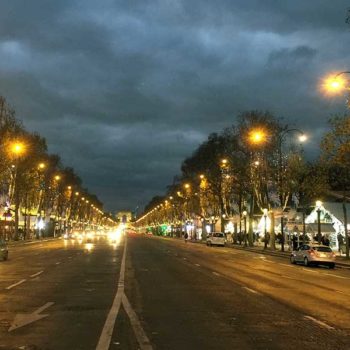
xmin=307 ymin=223 xmax=336 ymax=234
xmin=286 ymin=223 xmax=336 ymax=234
xmin=286 ymin=223 xmax=304 ymax=232
xmin=323 ymin=202 xmax=350 ymax=224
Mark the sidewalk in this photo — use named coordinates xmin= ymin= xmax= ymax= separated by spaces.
xmin=183 ymin=237 xmax=350 ymax=269
xmin=230 ymin=242 xmax=350 ymax=269
xmin=6 ymin=236 xmax=61 ymax=247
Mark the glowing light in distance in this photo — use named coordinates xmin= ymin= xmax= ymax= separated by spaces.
xmin=298 ymin=134 xmax=307 ymax=143
xmin=322 ymin=74 xmax=346 ymax=94
xmin=248 ymin=129 xmax=267 ymax=145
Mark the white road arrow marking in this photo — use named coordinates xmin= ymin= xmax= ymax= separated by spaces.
xmin=97 ymin=238 xmax=153 ymax=350
xmin=8 ymin=302 xmax=54 ymax=332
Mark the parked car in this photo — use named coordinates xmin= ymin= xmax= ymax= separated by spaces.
xmin=206 ymin=232 xmax=226 ymax=247
xmin=290 ymin=243 xmax=336 ymax=268
xmin=0 ymin=239 xmax=8 ymax=261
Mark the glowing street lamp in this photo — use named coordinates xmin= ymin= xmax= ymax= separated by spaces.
xmin=38 ymin=162 xmax=46 ymax=170
xmin=248 ymin=129 xmax=267 ymax=145
xmin=10 ymin=141 xmax=26 ymax=157
xmin=323 ymin=72 xmax=350 ymax=94
xmin=221 ymin=159 xmax=228 ymax=166
xmin=298 ymin=134 xmax=307 ymax=143
xmin=54 ymin=175 xmax=61 ymax=181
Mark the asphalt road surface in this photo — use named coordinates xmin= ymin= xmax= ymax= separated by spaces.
xmin=1 ymin=234 xmax=350 ymax=350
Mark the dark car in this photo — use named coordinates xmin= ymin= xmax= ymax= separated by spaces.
xmin=0 ymin=239 xmax=8 ymax=261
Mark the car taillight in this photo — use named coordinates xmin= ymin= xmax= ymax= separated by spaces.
xmin=308 ymin=249 xmax=315 ymax=255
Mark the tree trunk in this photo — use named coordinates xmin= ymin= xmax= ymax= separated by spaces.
xmin=270 ymin=211 xmax=276 ymax=250
xmin=248 ymin=193 xmax=254 ymax=246
xmin=343 ymin=198 xmax=349 ymax=259
xmin=14 ymin=190 xmax=20 ymax=240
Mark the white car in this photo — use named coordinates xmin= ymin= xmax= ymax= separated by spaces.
xmin=290 ymin=244 xmax=336 ymax=268
xmin=206 ymin=232 xmax=226 ymax=247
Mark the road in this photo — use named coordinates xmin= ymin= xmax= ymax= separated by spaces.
xmin=0 ymin=234 xmax=350 ymax=349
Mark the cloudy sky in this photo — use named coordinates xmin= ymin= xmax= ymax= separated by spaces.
xmin=0 ymin=1 xmax=349 ymax=213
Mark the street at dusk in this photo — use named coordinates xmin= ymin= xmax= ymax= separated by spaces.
xmin=2 ymin=1 xmax=350 ymax=349
xmin=0 ymin=234 xmax=350 ymax=349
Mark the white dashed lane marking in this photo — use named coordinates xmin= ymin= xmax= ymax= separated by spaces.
xmin=30 ymin=270 xmax=44 ymax=278
xmin=279 ymin=263 xmax=294 ymax=268
xmin=302 ymin=268 xmax=318 ymax=273
xmin=323 ymin=273 xmax=350 ymax=280
xmin=6 ymin=279 xmax=26 ymax=290
xmin=304 ymin=316 xmax=334 ymax=330
xmin=242 ymin=287 xmax=260 ymax=295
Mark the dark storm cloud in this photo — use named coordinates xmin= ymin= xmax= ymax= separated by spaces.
xmin=0 ymin=0 xmax=349 ymax=211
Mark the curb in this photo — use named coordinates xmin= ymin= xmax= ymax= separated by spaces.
xmin=231 ymin=244 xmax=350 ymax=269
xmin=7 ymin=237 xmax=61 ymax=247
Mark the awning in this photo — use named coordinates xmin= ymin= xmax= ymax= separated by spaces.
xmin=286 ymin=223 xmax=304 ymax=232
xmin=306 ymin=223 xmax=336 ymax=234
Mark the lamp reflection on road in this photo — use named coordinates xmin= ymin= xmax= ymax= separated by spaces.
xmin=108 ymin=227 xmax=123 ymax=247
xmin=84 ymin=242 xmax=94 ymax=252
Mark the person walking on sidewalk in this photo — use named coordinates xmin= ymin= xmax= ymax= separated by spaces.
xmin=184 ymin=232 xmax=188 ymax=243
xmin=264 ymin=231 xmax=270 ymax=249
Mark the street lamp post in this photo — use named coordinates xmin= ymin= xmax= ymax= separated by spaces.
xmin=280 ymin=215 xmax=285 ymax=252
xmin=316 ymin=200 xmax=322 ymax=244
xmin=243 ymin=210 xmax=247 ymax=247
xmin=324 ymin=71 xmax=350 ymax=106
xmin=323 ymin=71 xmax=350 ymax=258
xmin=10 ymin=141 xmax=26 ymax=240
xmin=277 ymin=128 xmax=307 ymax=200
xmin=263 ymin=208 xmax=268 ymax=249
xmin=277 ymin=128 xmax=306 ymax=251
xmin=211 ymin=215 xmax=215 ymax=233
xmin=248 ymin=129 xmax=268 ymax=248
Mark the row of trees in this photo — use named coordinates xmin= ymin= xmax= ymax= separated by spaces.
xmin=137 ymin=110 xmax=350 ymax=253
xmin=0 ymin=96 xmax=115 ymax=240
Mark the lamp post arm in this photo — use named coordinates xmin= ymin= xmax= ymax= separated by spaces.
xmin=334 ymin=71 xmax=350 ymax=78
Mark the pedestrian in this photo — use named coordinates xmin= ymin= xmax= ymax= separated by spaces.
xmin=337 ymin=233 xmax=344 ymax=252
xmin=184 ymin=232 xmax=188 ymax=243
xmin=324 ymin=235 xmax=330 ymax=246
xmin=292 ymin=234 xmax=298 ymax=250
xmin=264 ymin=231 xmax=270 ymax=249
xmin=238 ymin=231 xmax=242 ymax=245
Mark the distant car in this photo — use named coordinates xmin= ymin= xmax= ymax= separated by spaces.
xmin=206 ymin=232 xmax=226 ymax=247
xmin=290 ymin=244 xmax=336 ymax=268
xmin=0 ymin=239 xmax=8 ymax=261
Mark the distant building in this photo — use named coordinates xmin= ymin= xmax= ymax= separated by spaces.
xmin=116 ymin=211 xmax=133 ymax=224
